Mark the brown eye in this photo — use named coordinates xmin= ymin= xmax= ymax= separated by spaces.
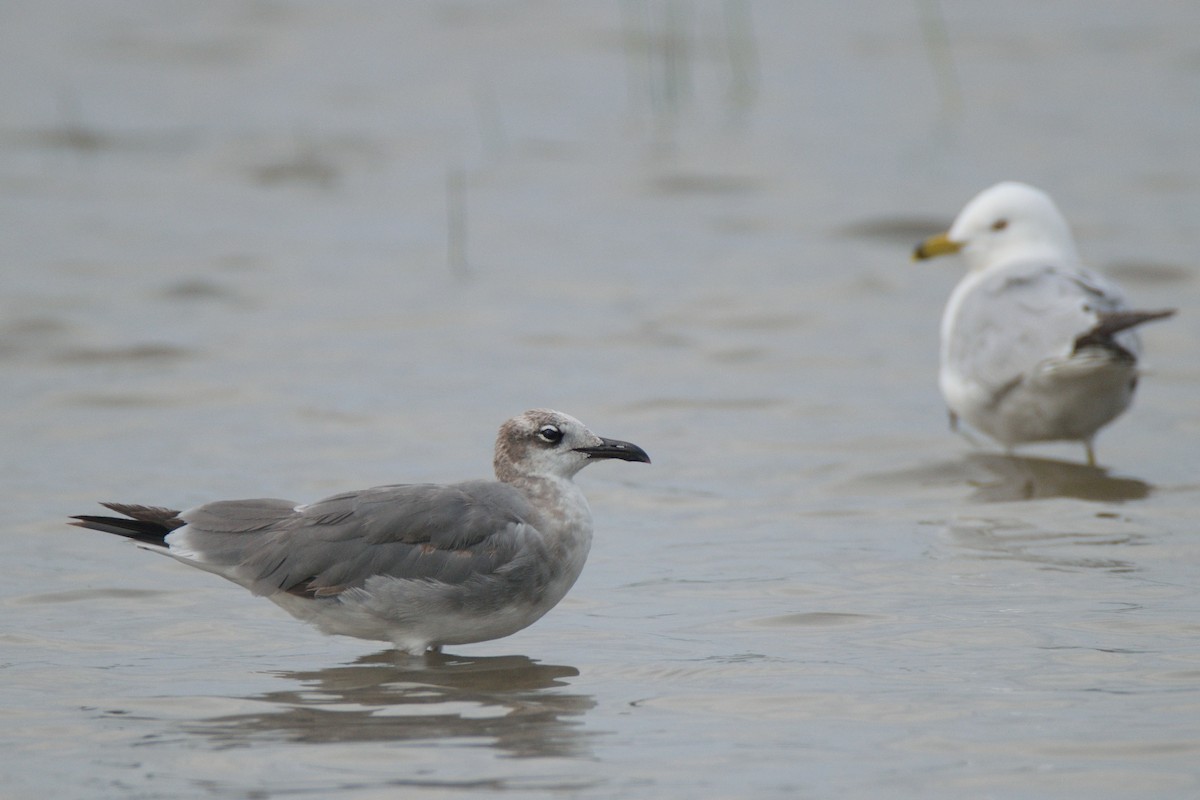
xmin=991 ymin=219 xmax=1008 ymax=231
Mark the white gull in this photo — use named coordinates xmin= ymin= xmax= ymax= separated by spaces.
xmin=914 ymin=181 xmax=1174 ymax=465
xmin=70 ymin=409 xmax=650 ymax=655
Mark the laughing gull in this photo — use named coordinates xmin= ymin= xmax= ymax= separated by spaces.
xmin=70 ymin=409 xmax=650 ymax=655
xmin=914 ymin=182 xmax=1174 ymax=465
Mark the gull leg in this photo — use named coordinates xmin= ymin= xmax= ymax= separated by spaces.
xmin=948 ymin=410 xmax=985 ymax=449
xmin=1084 ymin=439 xmax=1097 ymax=468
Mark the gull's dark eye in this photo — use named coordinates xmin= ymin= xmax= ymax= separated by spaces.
xmin=991 ymin=218 xmax=1008 ymax=231
xmin=537 ymin=425 xmax=563 ymax=445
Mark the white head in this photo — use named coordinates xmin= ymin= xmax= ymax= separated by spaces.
xmin=493 ymin=409 xmax=650 ymax=484
xmin=915 ymin=181 xmax=1080 ymax=272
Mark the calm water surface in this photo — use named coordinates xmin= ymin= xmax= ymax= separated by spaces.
xmin=3 ymin=2 xmax=1199 ymax=798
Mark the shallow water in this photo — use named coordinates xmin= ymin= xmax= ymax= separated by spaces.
xmin=3 ymin=2 xmax=1199 ymax=798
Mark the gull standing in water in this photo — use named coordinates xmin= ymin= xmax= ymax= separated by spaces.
xmin=914 ymin=182 xmax=1174 ymax=466
xmin=70 ymin=409 xmax=650 ymax=655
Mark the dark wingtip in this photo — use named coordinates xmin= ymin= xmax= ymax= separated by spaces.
xmin=68 ymin=503 xmax=183 ymax=544
xmin=1074 ymin=308 xmax=1177 ymax=356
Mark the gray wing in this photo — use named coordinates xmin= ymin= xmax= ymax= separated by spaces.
xmin=172 ymin=481 xmax=542 ymax=598
xmin=944 ymin=261 xmax=1130 ymax=392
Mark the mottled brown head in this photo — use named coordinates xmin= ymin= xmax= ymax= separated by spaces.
xmin=493 ymin=409 xmax=650 ymax=484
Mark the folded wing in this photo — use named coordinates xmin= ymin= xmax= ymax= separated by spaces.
xmin=92 ymin=482 xmax=542 ymax=599
xmin=946 ymin=262 xmax=1132 ymax=394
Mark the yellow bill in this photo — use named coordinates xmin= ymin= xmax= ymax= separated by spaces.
xmin=912 ymin=231 xmax=963 ymax=261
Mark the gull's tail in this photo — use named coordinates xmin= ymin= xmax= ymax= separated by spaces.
xmin=69 ymin=502 xmax=185 ymax=545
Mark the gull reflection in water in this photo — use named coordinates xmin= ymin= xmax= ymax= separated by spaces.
xmin=955 ymin=453 xmax=1152 ymax=503
xmin=877 ymin=452 xmax=1153 ymax=503
xmin=187 ymin=651 xmax=595 ymax=758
